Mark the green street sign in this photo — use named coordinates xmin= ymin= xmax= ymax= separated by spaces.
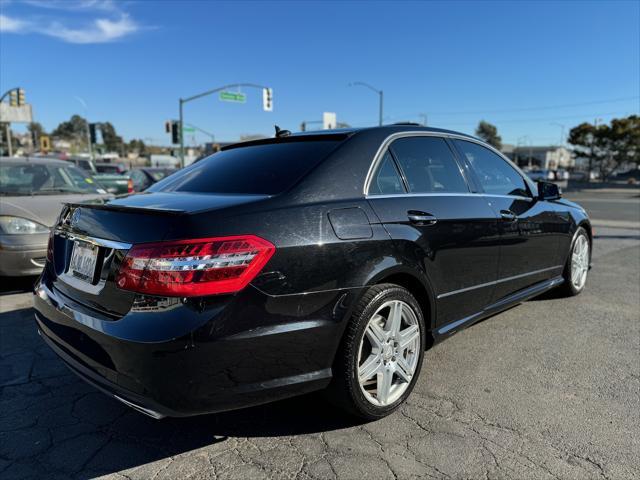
xmin=219 ymin=91 xmax=246 ymax=103
xmin=182 ymin=126 xmax=196 ymax=133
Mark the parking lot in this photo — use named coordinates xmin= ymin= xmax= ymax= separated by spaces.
xmin=1 ymin=188 xmax=638 ymax=480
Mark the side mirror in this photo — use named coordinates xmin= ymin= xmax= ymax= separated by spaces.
xmin=537 ymin=181 xmax=561 ymax=200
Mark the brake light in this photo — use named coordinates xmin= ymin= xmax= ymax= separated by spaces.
xmin=116 ymin=235 xmax=275 ymax=297
xmin=127 ymin=178 xmax=134 ymax=194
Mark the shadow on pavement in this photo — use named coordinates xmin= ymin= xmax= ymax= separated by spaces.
xmin=0 ymin=305 xmax=361 ymax=479
xmin=0 ymin=275 xmax=38 ymax=296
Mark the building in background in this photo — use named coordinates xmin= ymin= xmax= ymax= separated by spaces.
xmin=503 ymin=145 xmax=574 ymax=171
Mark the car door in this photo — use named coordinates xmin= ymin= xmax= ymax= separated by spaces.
xmin=366 ymin=135 xmax=501 ymax=327
xmin=452 ymin=139 xmax=565 ymax=303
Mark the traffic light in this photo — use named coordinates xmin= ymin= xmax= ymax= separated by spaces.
xmin=165 ymin=120 xmax=180 ymax=144
xmin=171 ymin=121 xmax=180 ymax=144
xmin=89 ymin=123 xmax=98 ymax=144
xmin=262 ymin=88 xmax=273 ymax=112
xmin=9 ymin=90 xmax=17 ymax=107
xmin=17 ymin=88 xmax=25 ymax=106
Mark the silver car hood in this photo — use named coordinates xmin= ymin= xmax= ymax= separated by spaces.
xmin=0 ymin=193 xmax=112 ymax=228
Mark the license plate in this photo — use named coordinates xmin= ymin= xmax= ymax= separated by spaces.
xmin=69 ymin=241 xmax=98 ymax=282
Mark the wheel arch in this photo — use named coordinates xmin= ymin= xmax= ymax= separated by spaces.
xmin=365 ymin=266 xmax=436 ymax=349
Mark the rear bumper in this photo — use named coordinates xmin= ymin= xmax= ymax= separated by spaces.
xmin=33 ymin=277 xmax=358 ymax=417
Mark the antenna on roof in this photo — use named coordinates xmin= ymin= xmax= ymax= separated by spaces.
xmin=274 ymin=125 xmax=291 ymax=138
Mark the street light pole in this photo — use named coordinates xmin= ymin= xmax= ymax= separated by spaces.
xmin=550 ymin=122 xmax=565 ymax=147
xmin=74 ymin=96 xmax=93 ymax=160
xmin=179 ymin=98 xmax=184 ymax=168
xmin=349 ymin=82 xmax=384 ymax=126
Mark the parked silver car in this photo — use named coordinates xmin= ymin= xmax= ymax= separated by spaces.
xmin=0 ymin=157 xmax=112 ymax=276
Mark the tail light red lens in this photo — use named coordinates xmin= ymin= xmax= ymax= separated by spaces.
xmin=127 ymin=178 xmax=134 ymax=194
xmin=116 ymin=235 xmax=275 ymax=297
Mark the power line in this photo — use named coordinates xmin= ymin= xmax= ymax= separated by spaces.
xmin=436 ymin=110 xmax=633 ymax=127
xmin=389 ymin=96 xmax=639 ymax=119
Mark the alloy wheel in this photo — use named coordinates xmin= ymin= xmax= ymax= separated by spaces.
xmin=357 ymin=300 xmax=421 ymax=407
xmin=571 ymin=235 xmax=589 ymax=290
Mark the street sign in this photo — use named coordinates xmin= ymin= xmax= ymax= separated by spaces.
xmin=262 ymin=88 xmax=273 ymax=112
xmin=219 ymin=91 xmax=246 ymax=103
xmin=0 ymin=103 xmax=33 ymax=123
xmin=182 ymin=126 xmax=196 ymax=133
xmin=323 ymin=112 xmax=336 ymax=130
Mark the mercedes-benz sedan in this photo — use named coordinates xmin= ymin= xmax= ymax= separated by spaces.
xmin=34 ymin=125 xmax=591 ymax=420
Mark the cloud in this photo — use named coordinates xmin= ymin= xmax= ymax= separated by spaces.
xmin=45 ymin=14 xmax=140 ymax=43
xmin=22 ymin=0 xmax=118 ymax=12
xmin=0 ymin=1 xmax=145 ymax=43
xmin=0 ymin=14 xmax=30 ymax=33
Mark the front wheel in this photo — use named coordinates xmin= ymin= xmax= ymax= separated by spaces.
xmin=326 ymin=284 xmax=426 ymax=420
xmin=561 ymin=227 xmax=590 ymax=296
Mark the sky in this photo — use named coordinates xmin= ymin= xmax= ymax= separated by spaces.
xmin=1 ymin=0 xmax=639 ymax=147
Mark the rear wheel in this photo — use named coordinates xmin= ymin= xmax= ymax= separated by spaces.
xmin=327 ymin=284 xmax=425 ymax=420
xmin=560 ymin=227 xmax=590 ymax=296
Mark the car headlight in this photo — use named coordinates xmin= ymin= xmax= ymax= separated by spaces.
xmin=0 ymin=216 xmax=50 ymax=235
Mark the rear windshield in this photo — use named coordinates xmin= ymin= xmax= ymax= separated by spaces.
xmin=149 ymin=139 xmax=343 ymax=195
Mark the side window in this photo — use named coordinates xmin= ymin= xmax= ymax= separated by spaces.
xmin=369 ymin=151 xmax=405 ymax=195
xmin=455 ymin=140 xmax=530 ymax=197
xmin=130 ymin=170 xmax=147 ymax=187
xmin=389 ymin=137 xmax=468 ymax=193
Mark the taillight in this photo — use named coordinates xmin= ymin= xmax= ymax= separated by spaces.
xmin=127 ymin=178 xmax=134 ymax=194
xmin=116 ymin=235 xmax=275 ymax=297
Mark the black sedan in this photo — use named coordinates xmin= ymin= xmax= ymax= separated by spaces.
xmin=34 ymin=125 xmax=591 ymax=420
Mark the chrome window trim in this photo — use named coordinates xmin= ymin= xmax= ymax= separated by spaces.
xmin=363 ymin=131 xmax=537 ymax=197
xmin=54 ymin=229 xmax=132 ymax=250
xmin=365 ymin=192 xmax=533 ymax=201
xmin=436 ymin=264 xmax=563 ymax=299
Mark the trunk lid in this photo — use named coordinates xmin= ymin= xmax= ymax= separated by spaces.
xmin=49 ymin=192 xmax=269 ymax=318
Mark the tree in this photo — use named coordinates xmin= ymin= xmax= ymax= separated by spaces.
xmin=475 ymin=120 xmax=502 ymax=150
xmin=567 ymin=115 xmax=639 ymax=180
xmin=27 ymin=122 xmax=46 ymax=150
xmin=99 ymin=122 xmax=123 ymax=153
xmin=52 ymin=115 xmax=88 ymax=143
xmin=127 ymin=138 xmax=146 ymax=155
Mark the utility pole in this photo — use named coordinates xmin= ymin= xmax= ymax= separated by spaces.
xmin=178 ymin=83 xmax=272 ymax=168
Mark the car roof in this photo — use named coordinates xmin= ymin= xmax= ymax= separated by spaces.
xmin=222 ymin=124 xmax=481 ymax=151
xmin=1 ymin=156 xmax=70 ymax=166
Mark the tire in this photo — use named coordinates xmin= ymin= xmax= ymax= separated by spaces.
xmin=559 ymin=227 xmax=590 ymax=296
xmin=326 ymin=283 xmax=426 ymax=420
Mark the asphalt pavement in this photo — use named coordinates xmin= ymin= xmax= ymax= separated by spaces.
xmin=0 ymin=190 xmax=638 ymax=480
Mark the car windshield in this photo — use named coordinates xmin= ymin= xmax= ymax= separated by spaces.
xmin=149 ymin=138 xmax=345 ymax=195
xmin=0 ymin=163 xmax=106 ymax=196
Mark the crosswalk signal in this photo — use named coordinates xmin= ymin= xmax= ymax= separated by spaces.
xmin=17 ymin=88 xmax=25 ymax=106
xmin=262 ymin=88 xmax=273 ymax=112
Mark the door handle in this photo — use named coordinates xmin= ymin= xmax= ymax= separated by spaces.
xmin=500 ymin=210 xmax=517 ymax=221
xmin=407 ymin=211 xmax=437 ymax=225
